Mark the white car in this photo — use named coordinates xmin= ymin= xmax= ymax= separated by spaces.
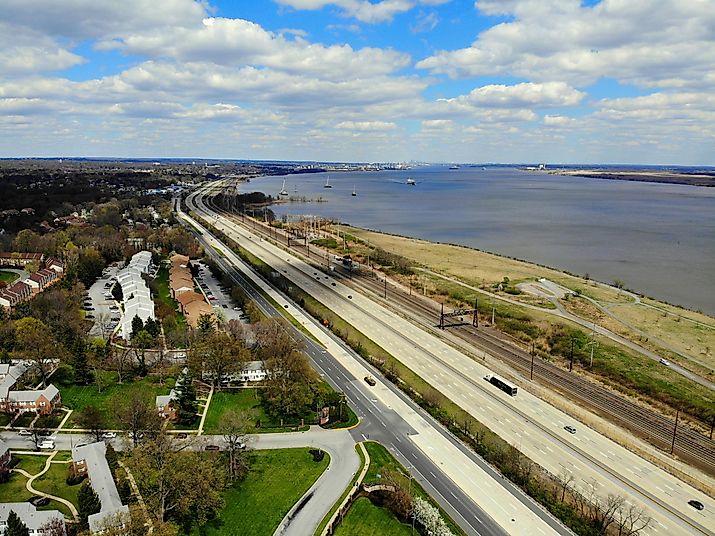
xmin=38 ymin=440 xmax=55 ymax=450
xmin=17 ymin=429 xmax=32 ymax=436
xmin=102 ymin=432 xmax=117 ymax=439
xmin=659 ymin=358 xmax=670 ymax=366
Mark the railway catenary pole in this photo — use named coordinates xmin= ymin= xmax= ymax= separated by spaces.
xmin=474 ymin=298 xmax=479 ymax=327
xmin=530 ymin=342 xmax=535 ymax=380
xmin=671 ymin=409 xmax=680 ymax=454
xmin=440 ymin=303 xmax=444 ymax=330
xmin=569 ymin=338 xmax=575 ymax=372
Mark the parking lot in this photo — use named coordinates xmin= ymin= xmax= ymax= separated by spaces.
xmin=194 ymin=262 xmax=246 ymax=324
xmin=85 ymin=263 xmax=123 ymax=338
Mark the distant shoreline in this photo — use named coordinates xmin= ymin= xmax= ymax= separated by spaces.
xmin=548 ymin=169 xmax=715 ymax=187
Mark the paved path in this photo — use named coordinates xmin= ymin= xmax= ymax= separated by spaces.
xmin=16 ymin=452 xmax=79 ymax=520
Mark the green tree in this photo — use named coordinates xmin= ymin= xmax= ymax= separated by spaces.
xmin=188 ymin=331 xmax=247 ymax=388
xmin=197 ymin=313 xmax=215 ymax=335
xmin=144 ymin=317 xmax=161 ymax=338
xmin=13 ymin=316 xmax=64 ymax=387
xmin=129 ymin=433 xmax=225 ymax=529
xmin=78 ymin=481 xmax=101 ymax=529
xmin=5 ymin=510 xmax=30 ymax=536
xmin=77 ymin=405 xmax=106 ymax=443
xmin=72 ymin=339 xmax=93 ymax=386
xmin=105 ymin=443 xmax=119 ymax=476
xmin=131 ymin=315 xmax=144 ymax=338
xmin=173 ymin=370 xmax=198 ymax=425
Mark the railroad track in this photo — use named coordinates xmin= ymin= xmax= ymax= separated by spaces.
xmin=200 ymin=190 xmax=715 ymax=476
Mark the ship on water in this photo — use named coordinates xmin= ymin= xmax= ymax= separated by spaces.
xmin=279 ymin=179 xmax=288 ymax=196
xmin=352 ymin=185 xmax=357 ymax=196
xmin=406 ymin=178 xmax=416 ymax=185
xmin=324 ymin=176 xmax=332 ymax=188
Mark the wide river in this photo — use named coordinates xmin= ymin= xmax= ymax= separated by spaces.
xmin=250 ymin=166 xmax=715 ymax=315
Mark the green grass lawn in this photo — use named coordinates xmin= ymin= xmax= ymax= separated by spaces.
xmin=203 ymin=389 xmax=299 ymax=434
xmin=0 ymin=413 xmax=13 ymax=426
xmin=0 ymin=471 xmax=33 ymax=503
xmin=13 ymin=412 xmax=37 ymax=428
xmin=0 ymin=270 xmax=19 ymax=284
xmin=154 ymin=265 xmax=187 ymax=328
xmin=13 ymin=454 xmax=50 ymax=477
xmin=186 ymin=448 xmax=329 ymax=536
xmin=360 ymin=442 xmax=465 ymax=536
xmin=333 ymin=497 xmax=413 ymax=536
xmin=35 ymin=410 xmax=66 ymax=429
xmin=33 ymin=463 xmax=81 ymax=517
xmin=56 ymin=367 xmax=176 ymax=429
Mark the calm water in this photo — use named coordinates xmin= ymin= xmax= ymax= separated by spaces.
xmin=250 ymin=167 xmax=715 ymax=315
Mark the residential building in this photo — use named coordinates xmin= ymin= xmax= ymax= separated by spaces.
xmin=0 ymin=281 xmax=32 ymax=308
xmin=45 ymin=257 xmax=64 ymax=273
xmin=72 ymin=442 xmax=129 ymax=534
xmin=4 ymin=385 xmax=61 ymax=415
xmin=0 ymin=503 xmax=64 ymax=535
xmin=0 ymin=252 xmax=43 ymax=268
xmin=176 ymin=291 xmax=204 ymax=312
xmin=116 ymin=251 xmax=155 ymax=340
xmin=183 ymin=300 xmax=215 ymax=328
xmin=0 ymin=361 xmax=33 ymax=402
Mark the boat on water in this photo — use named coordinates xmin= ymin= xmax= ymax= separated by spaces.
xmin=449 ymin=165 xmax=460 ymax=170
xmin=324 ymin=176 xmax=332 ymax=188
xmin=406 ymin=178 xmax=416 ymax=185
xmin=352 ymin=185 xmax=357 ymax=196
xmin=279 ymin=179 xmax=288 ymax=196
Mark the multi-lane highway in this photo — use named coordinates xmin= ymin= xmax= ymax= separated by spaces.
xmin=178 ymin=197 xmax=570 ymax=535
xmin=187 ymin=182 xmax=715 ymax=536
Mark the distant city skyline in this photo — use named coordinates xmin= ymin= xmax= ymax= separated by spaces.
xmin=1 ymin=1 xmax=713 ymax=165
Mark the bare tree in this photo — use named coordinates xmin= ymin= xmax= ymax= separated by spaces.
xmin=557 ymin=469 xmax=575 ymax=503
xmin=616 ymin=500 xmax=652 ymax=536
xmin=111 ymin=345 xmax=133 ymax=385
xmin=39 ymin=517 xmax=66 ymax=536
xmin=113 ymin=391 xmax=161 ymax=448
xmin=220 ymin=409 xmax=253 ymax=483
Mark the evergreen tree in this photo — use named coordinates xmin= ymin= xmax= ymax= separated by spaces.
xmin=105 ymin=443 xmax=119 ymax=476
xmin=72 ymin=339 xmax=92 ymax=386
xmin=6 ymin=510 xmax=30 ymax=536
xmin=174 ymin=370 xmax=198 ymax=425
xmin=78 ymin=481 xmax=101 ymax=529
xmin=131 ymin=315 xmax=144 ymax=338
xmin=144 ymin=317 xmax=161 ymax=338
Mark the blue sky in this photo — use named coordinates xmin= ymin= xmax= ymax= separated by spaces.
xmin=0 ymin=1 xmax=713 ymax=164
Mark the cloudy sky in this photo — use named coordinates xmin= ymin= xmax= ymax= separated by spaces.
xmin=1 ymin=0 xmax=713 ymax=164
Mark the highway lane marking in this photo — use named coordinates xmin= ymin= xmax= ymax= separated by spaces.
xmin=411 ymin=452 xmax=418 ymax=459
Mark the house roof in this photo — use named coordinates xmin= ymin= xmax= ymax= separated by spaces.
xmin=72 ymin=442 xmax=129 ymax=533
xmin=184 ymin=300 xmax=214 ymax=327
xmin=8 ymin=383 xmax=59 ymax=403
xmin=177 ymin=291 xmax=204 ymax=308
xmin=0 ymin=503 xmax=64 ymax=531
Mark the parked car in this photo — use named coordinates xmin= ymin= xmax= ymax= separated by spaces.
xmin=38 ymin=430 xmax=52 ymax=436
xmin=205 ymin=444 xmax=220 ymax=451
xmin=38 ymin=440 xmax=55 ymax=450
xmin=177 ymin=433 xmax=188 ymax=439
xmin=17 ymin=429 xmax=32 ymax=436
xmin=102 ymin=432 xmax=117 ymax=439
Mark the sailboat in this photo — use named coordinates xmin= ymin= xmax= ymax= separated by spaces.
xmin=279 ymin=179 xmax=288 ymax=196
xmin=406 ymin=178 xmax=416 ymax=185
xmin=351 ymin=185 xmax=357 ymax=196
xmin=324 ymin=175 xmax=332 ymax=188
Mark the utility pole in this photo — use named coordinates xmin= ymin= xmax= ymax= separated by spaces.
xmin=569 ymin=338 xmax=575 ymax=372
xmin=671 ymin=409 xmax=679 ymax=454
xmin=530 ymin=342 xmax=535 ymax=380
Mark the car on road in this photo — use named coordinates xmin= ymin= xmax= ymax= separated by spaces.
xmin=331 ymin=282 xmax=336 ymax=286
xmin=688 ymin=500 xmax=704 ymax=511
xmin=659 ymin=358 xmax=670 ymax=366
xmin=177 ymin=433 xmax=188 ymax=439
xmin=364 ymin=375 xmax=376 ymax=386
xmin=564 ymin=425 xmax=577 ymax=434
xmin=38 ymin=440 xmax=55 ymax=450
xmin=205 ymin=444 xmax=220 ymax=451
xmin=347 ymin=295 xmax=352 ymax=299
xmin=38 ymin=430 xmax=52 ymax=436
xmin=102 ymin=432 xmax=117 ymax=439
xmin=233 ymin=306 xmax=240 ymax=310
xmin=222 ymin=304 xmax=227 ymax=309
xmin=17 ymin=429 xmax=32 ymax=436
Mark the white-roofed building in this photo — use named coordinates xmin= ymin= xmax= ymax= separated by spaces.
xmin=72 ymin=442 xmax=129 ymax=534
xmin=0 ymin=503 xmax=64 ymax=535
xmin=117 ymin=251 xmax=155 ymax=340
